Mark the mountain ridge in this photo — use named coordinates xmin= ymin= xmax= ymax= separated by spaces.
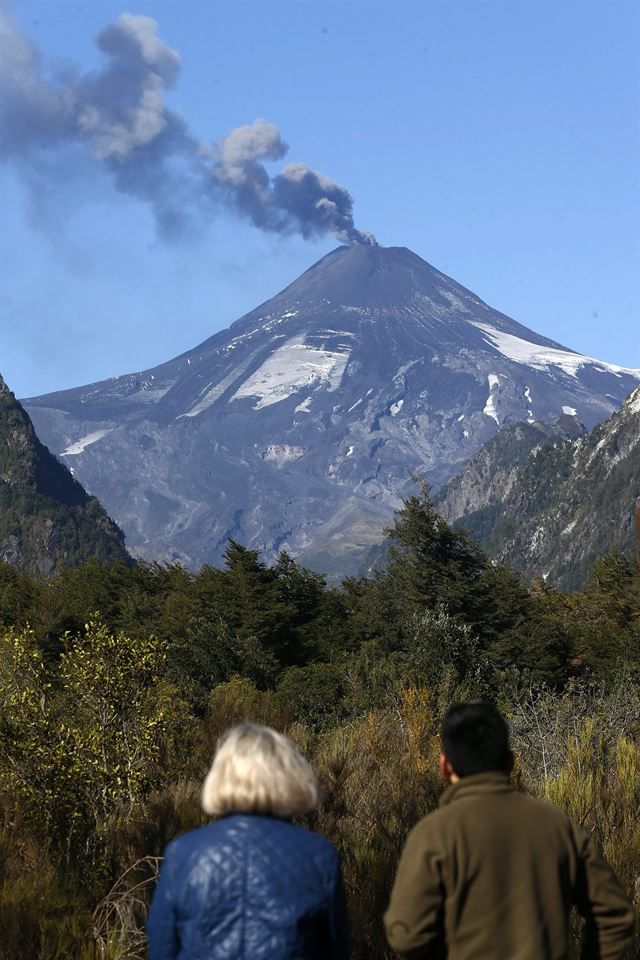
xmin=436 ymin=387 xmax=640 ymax=588
xmin=0 ymin=375 xmax=130 ymax=576
xmin=23 ymin=244 xmax=639 ymax=574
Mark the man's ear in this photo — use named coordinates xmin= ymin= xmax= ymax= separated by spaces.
xmin=439 ymin=752 xmax=455 ymax=783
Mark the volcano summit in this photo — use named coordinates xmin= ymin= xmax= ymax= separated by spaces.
xmin=24 ymin=244 xmax=639 ymax=573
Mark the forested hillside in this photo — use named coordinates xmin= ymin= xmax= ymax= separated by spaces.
xmin=437 ymin=387 xmax=640 ymax=588
xmin=1 ymin=485 xmax=638 ymax=959
xmin=0 ymin=376 xmax=130 ymax=575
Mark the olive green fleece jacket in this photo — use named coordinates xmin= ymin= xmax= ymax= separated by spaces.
xmin=384 ymin=773 xmax=634 ymax=960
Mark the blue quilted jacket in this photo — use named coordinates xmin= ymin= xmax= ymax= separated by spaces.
xmin=147 ymin=814 xmax=349 ymax=960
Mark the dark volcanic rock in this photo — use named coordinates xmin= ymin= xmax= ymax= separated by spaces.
xmin=23 ymin=244 xmax=639 ymax=574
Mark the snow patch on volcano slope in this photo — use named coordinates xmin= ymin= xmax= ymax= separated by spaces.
xmin=473 ymin=322 xmax=640 ymax=380
xmin=62 ymin=430 xmax=112 ymax=455
xmin=483 ymin=374 xmax=503 ymax=424
xmin=524 ymin=385 xmax=535 ymax=422
xmin=231 ymin=336 xmax=350 ymax=410
xmin=179 ymin=350 xmax=263 ymax=418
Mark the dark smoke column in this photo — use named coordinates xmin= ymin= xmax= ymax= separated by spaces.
xmin=0 ymin=7 xmax=374 ymax=245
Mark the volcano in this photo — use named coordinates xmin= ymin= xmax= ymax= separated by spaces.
xmin=24 ymin=244 xmax=639 ymax=574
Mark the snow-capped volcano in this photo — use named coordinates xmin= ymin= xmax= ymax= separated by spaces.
xmin=24 ymin=244 xmax=639 ymax=573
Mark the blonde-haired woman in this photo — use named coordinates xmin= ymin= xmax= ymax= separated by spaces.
xmin=147 ymin=723 xmax=349 ymax=960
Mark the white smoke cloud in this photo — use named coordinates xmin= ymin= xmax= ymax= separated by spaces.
xmin=0 ymin=7 xmax=372 ymax=244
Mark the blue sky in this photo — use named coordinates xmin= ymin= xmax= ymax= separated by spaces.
xmin=1 ymin=0 xmax=638 ymax=398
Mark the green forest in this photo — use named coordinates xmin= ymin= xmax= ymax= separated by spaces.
xmin=1 ymin=485 xmax=638 ymax=959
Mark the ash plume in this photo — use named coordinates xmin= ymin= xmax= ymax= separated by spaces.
xmin=0 ymin=6 xmax=372 ymax=244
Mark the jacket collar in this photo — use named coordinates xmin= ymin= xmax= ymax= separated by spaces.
xmin=438 ymin=771 xmax=514 ymax=807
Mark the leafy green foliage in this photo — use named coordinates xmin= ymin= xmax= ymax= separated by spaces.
xmin=0 ymin=621 xmax=178 ymax=865
xmin=169 ymin=617 xmax=279 ymax=713
xmin=277 ymin=662 xmax=346 ymax=728
xmin=57 ymin=620 xmax=173 ymax=825
xmin=0 ymin=626 xmax=68 ymax=831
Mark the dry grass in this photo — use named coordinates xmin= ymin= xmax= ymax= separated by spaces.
xmin=1 ymin=679 xmax=637 ymax=959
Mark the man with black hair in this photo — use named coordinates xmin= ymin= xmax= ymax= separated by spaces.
xmin=384 ymin=701 xmax=634 ymax=959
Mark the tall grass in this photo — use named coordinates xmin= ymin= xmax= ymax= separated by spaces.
xmin=1 ymin=679 xmax=637 ymax=960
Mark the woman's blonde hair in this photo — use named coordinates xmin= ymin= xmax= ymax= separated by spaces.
xmin=201 ymin=723 xmax=319 ymax=818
